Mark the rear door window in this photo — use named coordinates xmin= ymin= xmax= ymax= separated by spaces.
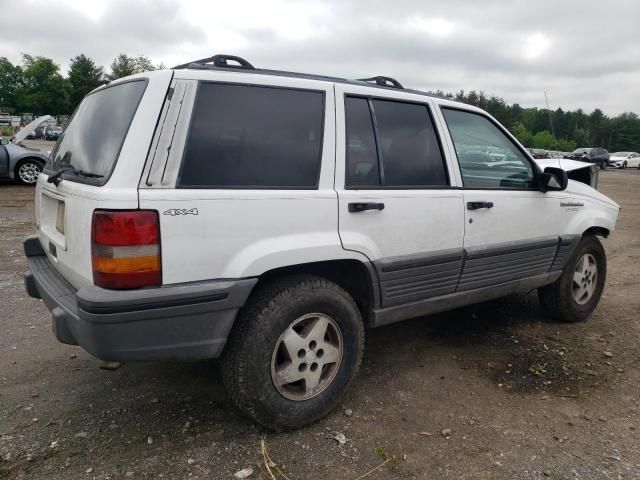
xmin=48 ymin=80 xmax=147 ymax=184
xmin=345 ymin=97 xmax=448 ymax=188
xmin=372 ymin=99 xmax=448 ymax=187
xmin=178 ymin=83 xmax=324 ymax=189
xmin=345 ymin=97 xmax=380 ymax=186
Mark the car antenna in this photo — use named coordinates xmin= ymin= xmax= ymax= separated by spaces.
xmin=544 ymin=91 xmax=560 ymax=155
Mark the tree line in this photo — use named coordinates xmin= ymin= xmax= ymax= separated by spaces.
xmin=0 ymin=53 xmax=162 ymax=118
xmin=0 ymin=53 xmax=638 ymax=152
xmin=431 ymin=89 xmax=640 ymax=152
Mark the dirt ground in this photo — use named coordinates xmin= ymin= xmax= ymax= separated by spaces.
xmin=1 ymin=155 xmax=639 ymax=479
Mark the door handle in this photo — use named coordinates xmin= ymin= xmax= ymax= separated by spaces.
xmin=466 ymin=201 xmax=494 ymax=210
xmin=348 ymin=202 xmax=385 ymax=213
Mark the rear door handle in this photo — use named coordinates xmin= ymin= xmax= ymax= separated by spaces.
xmin=348 ymin=202 xmax=385 ymax=213
xmin=466 ymin=201 xmax=494 ymax=210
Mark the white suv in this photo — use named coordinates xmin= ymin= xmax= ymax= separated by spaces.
xmin=24 ymin=55 xmax=619 ymax=429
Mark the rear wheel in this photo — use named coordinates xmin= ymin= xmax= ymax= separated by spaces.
xmin=538 ymin=235 xmax=606 ymax=322
xmin=221 ymin=275 xmax=365 ymax=430
xmin=15 ymin=159 xmax=43 ymax=185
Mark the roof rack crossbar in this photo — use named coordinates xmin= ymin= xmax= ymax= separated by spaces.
xmin=357 ymin=76 xmax=404 ymax=89
xmin=173 ymin=54 xmax=255 ymax=70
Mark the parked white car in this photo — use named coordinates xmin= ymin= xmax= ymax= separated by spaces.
xmin=24 ymin=55 xmax=619 ymax=429
xmin=609 ymin=151 xmax=640 ymax=169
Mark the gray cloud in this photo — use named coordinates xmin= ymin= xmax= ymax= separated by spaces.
xmin=0 ymin=0 xmax=638 ymax=115
xmin=0 ymin=0 xmax=205 ymax=70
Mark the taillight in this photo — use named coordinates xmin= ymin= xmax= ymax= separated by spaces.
xmin=91 ymin=210 xmax=161 ymax=289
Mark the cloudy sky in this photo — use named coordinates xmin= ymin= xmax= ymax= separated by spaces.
xmin=2 ymin=0 xmax=639 ymax=115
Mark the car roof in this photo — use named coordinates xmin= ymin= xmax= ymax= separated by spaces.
xmin=169 ymin=54 xmax=480 ymax=112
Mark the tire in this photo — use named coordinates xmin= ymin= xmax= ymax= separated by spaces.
xmin=15 ymin=159 xmax=43 ymax=185
xmin=622 ymin=161 xmax=627 ymax=169
xmin=221 ymin=275 xmax=364 ymax=430
xmin=538 ymin=235 xmax=606 ymax=323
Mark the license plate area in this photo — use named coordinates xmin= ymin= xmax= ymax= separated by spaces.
xmin=40 ymin=190 xmax=67 ymax=251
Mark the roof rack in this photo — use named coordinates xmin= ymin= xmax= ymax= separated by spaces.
xmin=357 ymin=76 xmax=404 ymax=89
xmin=171 ymin=54 xmax=414 ymax=94
xmin=173 ymin=54 xmax=255 ymax=70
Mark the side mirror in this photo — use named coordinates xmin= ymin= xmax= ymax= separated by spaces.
xmin=540 ymin=167 xmax=568 ymax=192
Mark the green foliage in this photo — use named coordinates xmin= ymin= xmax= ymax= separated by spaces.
xmin=68 ymin=54 xmax=104 ymax=111
xmin=533 ymin=130 xmax=556 ymax=149
xmin=511 ymin=121 xmax=533 ymax=147
xmin=107 ymin=54 xmax=157 ymax=80
xmin=0 ymin=57 xmax=23 ymax=112
xmin=446 ymin=89 xmax=640 ymax=152
xmin=17 ymin=54 xmax=69 ymax=115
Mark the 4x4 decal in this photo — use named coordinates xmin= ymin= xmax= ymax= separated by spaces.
xmin=163 ymin=208 xmax=199 ymax=216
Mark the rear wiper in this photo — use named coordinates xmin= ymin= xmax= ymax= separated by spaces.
xmin=47 ymin=167 xmax=104 ymax=186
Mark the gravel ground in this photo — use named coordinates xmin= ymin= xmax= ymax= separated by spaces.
xmin=1 ymin=158 xmax=639 ymax=479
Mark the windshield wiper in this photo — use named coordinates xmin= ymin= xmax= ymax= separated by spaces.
xmin=47 ymin=166 xmax=104 ymax=186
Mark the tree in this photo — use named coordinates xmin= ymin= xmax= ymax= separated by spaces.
xmin=532 ymin=130 xmax=556 ymax=149
xmin=107 ymin=54 xmax=157 ymax=80
xmin=17 ymin=54 xmax=69 ymax=114
xmin=0 ymin=57 xmax=22 ymax=112
xmin=68 ymin=54 xmax=104 ymax=111
xmin=511 ymin=121 xmax=534 ymax=147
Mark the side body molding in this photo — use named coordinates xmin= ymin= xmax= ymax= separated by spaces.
xmin=370 ymin=235 xmax=581 ymax=327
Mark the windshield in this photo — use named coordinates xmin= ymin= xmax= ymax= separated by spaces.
xmin=611 ymin=152 xmax=630 ymax=157
xmin=48 ymin=80 xmax=147 ymax=183
xmin=572 ymin=148 xmax=591 ymax=154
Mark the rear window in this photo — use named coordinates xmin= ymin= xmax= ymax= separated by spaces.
xmin=178 ymin=83 xmax=324 ymax=189
xmin=48 ymin=80 xmax=147 ymax=184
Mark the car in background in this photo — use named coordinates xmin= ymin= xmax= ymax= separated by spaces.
xmin=564 ymin=148 xmax=610 ymax=169
xmin=44 ymin=126 xmax=63 ymax=141
xmin=528 ymin=148 xmax=551 ymax=159
xmin=609 ymin=152 xmax=640 ymax=169
xmin=0 ymin=116 xmax=52 ymax=185
xmin=548 ymin=150 xmax=570 ymax=159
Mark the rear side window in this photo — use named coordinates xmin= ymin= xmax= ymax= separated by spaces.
xmin=178 ymin=83 xmax=324 ymax=188
xmin=48 ymin=80 xmax=147 ymax=184
xmin=345 ymin=97 xmax=380 ymax=186
xmin=372 ymin=99 xmax=447 ymax=187
xmin=345 ymin=97 xmax=448 ymax=188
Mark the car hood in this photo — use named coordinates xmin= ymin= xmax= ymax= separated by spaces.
xmin=12 ymin=115 xmax=53 ymax=143
xmin=533 ymin=158 xmax=592 ymax=172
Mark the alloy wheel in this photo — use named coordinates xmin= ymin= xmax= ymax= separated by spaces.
xmin=18 ymin=162 xmax=42 ymax=184
xmin=572 ymin=253 xmax=598 ymax=305
xmin=271 ymin=313 xmax=343 ymax=401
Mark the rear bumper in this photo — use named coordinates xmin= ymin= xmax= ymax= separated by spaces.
xmin=23 ymin=235 xmax=256 ymax=361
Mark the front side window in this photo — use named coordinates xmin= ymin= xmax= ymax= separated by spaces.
xmin=178 ymin=83 xmax=324 ymax=188
xmin=345 ymin=97 xmax=448 ymax=188
xmin=442 ymin=108 xmax=536 ymax=189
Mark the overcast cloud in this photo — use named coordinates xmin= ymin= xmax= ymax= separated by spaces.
xmin=1 ymin=0 xmax=638 ymax=115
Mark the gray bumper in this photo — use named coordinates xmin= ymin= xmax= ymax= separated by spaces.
xmin=23 ymin=235 xmax=257 ymax=361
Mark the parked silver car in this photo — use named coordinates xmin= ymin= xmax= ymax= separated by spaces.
xmin=0 ymin=116 xmax=52 ymax=185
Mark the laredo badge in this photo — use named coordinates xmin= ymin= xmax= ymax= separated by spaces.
xmin=163 ymin=208 xmax=199 ymax=216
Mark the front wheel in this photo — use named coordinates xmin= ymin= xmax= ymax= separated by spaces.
xmin=538 ymin=235 xmax=607 ymax=322
xmin=221 ymin=275 xmax=365 ymax=430
xmin=622 ymin=161 xmax=627 ymax=169
xmin=15 ymin=159 xmax=43 ymax=185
